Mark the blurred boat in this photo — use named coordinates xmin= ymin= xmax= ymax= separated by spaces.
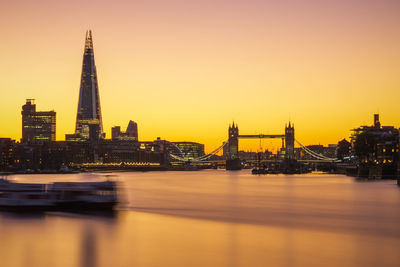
xmin=51 ymin=181 xmax=118 ymax=210
xmin=0 ymin=178 xmax=118 ymax=211
xmin=0 ymin=179 xmax=54 ymax=211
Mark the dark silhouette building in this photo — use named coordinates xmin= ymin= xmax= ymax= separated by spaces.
xmin=351 ymin=114 xmax=399 ymax=164
xmin=351 ymin=114 xmax=399 ymax=178
xmin=0 ymin=138 xmax=16 ymax=170
xmin=112 ymin=121 xmax=138 ymax=141
xmin=336 ymin=139 xmax=351 ymax=160
xmin=73 ymin=30 xmax=104 ymax=141
xmin=21 ymin=99 xmax=56 ymax=144
xmin=374 ymin=114 xmax=381 ymax=128
xmin=226 ymin=122 xmax=241 ymax=170
xmin=285 ymin=122 xmax=295 ymax=160
xmin=111 ymin=126 xmax=121 ymax=141
xmin=126 ymin=120 xmax=138 ymax=140
xmin=227 ymin=122 xmax=239 ymax=160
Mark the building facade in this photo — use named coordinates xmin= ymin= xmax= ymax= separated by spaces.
xmin=285 ymin=122 xmax=295 ymax=160
xmin=173 ymin=142 xmax=205 ymax=159
xmin=73 ymin=30 xmax=104 ymax=140
xmin=227 ymin=122 xmax=239 ymax=160
xmin=21 ymin=99 xmax=56 ymax=144
xmin=112 ymin=120 xmax=138 ymax=141
xmin=0 ymin=138 xmax=16 ymax=170
xmin=351 ymin=114 xmax=399 ymax=166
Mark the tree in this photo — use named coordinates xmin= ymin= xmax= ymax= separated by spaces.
xmin=353 ymin=132 xmax=376 ymax=162
xmin=336 ymin=139 xmax=351 ymax=160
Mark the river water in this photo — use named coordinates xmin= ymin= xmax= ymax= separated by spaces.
xmin=1 ymin=170 xmax=400 ymax=267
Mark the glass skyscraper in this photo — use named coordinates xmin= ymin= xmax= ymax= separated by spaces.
xmin=74 ymin=30 xmax=104 ymax=140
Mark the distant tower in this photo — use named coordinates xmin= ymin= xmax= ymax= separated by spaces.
xmin=226 ymin=121 xmax=241 ymax=170
xmin=74 ymin=30 xmax=104 ymax=140
xmin=374 ymin=114 xmax=381 ymax=129
xmin=228 ymin=121 xmax=239 ymax=160
xmin=285 ymin=122 xmax=295 ymax=160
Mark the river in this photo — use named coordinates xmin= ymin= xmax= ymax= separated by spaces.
xmin=1 ymin=170 xmax=399 ymax=267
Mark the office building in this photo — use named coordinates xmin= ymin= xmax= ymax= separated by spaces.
xmin=173 ymin=142 xmax=205 ymax=159
xmin=73 ymin=30 xmax=104 ymax=140
xmin=21 ymin=99 xmax=56 ymax=144
xmin=112 ymin=120 xmax=138 ymax=141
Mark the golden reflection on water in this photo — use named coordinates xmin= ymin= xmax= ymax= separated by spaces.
xmin=1 ymin=211 xmax=400 ymax=267
xmin=1 ymin=171 xmax=400 ymax=267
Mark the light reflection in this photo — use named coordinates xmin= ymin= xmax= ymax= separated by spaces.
xmin=1 ymin=171 xmax=400 ymax=267
xmin=81 ymin=224 xmax=96 ymax=267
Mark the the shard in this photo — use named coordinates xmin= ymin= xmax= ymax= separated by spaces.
xmin=74 ymin=30 xmax=103 ymax=140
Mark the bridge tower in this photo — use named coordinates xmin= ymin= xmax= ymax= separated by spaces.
xmin=226 ymin=122 xmax=241 ymax=170
xmin=285 ymin=122 xmax=295 ymax=160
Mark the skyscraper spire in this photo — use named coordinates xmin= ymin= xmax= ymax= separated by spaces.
xmin=74 ymin=30 xmax=103 ymax=140
xmin=85 ymin=30 xmax=93 ymax=51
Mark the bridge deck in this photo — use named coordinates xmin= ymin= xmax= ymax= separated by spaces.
xmin=238 ymin=134 xmax=285 ymax=139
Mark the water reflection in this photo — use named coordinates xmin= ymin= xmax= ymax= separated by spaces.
xmin=81 ymin=225 xmax=96 ymax=267
xmin=0 ymin=211 xmax=46 ymax=220
xmin=0 ymin=210 xmax=118 ymax=220
xmin=1 ymin=171 xmax=400 ymax=267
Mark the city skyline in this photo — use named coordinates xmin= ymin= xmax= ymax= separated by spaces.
xmin=1 ymin=0 xmax=400 ymax=153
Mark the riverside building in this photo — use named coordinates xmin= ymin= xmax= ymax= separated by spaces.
xmin=21 ymin=99 xmax=56 ymax=144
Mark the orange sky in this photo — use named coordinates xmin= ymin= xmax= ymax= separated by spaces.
xmin=0 ymin=0 xmax=399 ymax=153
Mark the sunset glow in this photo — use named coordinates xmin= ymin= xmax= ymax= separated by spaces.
xmin=1 ymin=0 xmax=399 ymax=152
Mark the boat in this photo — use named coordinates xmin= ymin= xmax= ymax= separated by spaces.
xmin=50 ymin=181 xmax=118 ymax=210
xmin=0 ymin=179 xmax=55 ymax=211
xmin=251 ymin=167 xmax=268 ymax=175
xmin=0 ymin=178 xmax=118 ymax=211
xmin=251 ymin=151 xmax=268 ymax=175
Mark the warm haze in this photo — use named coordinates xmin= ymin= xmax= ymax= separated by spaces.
xmin=1 ymin=0 xmax=399 ymax=153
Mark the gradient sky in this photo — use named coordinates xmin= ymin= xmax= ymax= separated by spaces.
xmin=0 ymin=0 xmax=399 ymax=153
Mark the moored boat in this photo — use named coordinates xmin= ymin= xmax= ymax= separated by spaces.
xmin=252 ymin=167 xmax=268 ymax=175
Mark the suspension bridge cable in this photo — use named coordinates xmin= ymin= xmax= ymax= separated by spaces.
xmin=299 ymin=145 xmax=331 ymax=160
xmin=295 ymin=141 xmax=332 ymax=160
xmin=295 ymin=139 xmax=336 ymax=161
xmin=170 ymin=141 xmax=228 ymax=162
xmin=299 ymin=145 xmax=328 ymax=160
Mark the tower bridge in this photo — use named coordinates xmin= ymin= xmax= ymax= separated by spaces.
xmin=225 ymin=122 xmax=295 ymax=170
xmin=169 ymin=121 xmax=336 ymax=170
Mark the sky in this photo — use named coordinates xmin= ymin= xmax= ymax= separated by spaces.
xmin=0 ymin=0 xmax=399 ymax=153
